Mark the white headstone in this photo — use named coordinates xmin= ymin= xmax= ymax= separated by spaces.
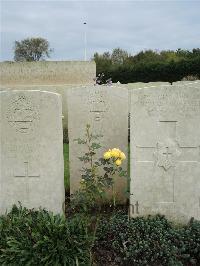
xmin=0 ymin=90 xmax=64 ymax=214
xmin=68 ymin=86 xmax=128 ymax=202
xmin=127 ymin=82 xmax=171 ymax=113
xmin=130 ymin=84 xmax=200 ymax=223
xmin=174 ymin=80 xmax=200 ymax=85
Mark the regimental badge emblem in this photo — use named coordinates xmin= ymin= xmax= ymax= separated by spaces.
xmin=6 ymin=95 xmax=39 ymax=133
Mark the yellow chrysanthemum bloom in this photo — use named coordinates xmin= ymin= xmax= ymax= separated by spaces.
xmin=104 ymin=151 xmax=112 ymax=160
xmin=115 ymin=159 xmax=122 ymax=166
xmin=111 ymin=148 xmax=121 ymax=158
xmin=119 ymin=152 xmax=126 ymax=160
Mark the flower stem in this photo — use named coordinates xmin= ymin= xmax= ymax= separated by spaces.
xmin=112 ymin=183 xmax=116 ymax=208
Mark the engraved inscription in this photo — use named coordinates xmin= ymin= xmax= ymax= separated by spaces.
xmin=6 ymin=95 xmax=38 ymax=133
xmin=137 ymin=91 xmax=200 ymax=117
xmin=6 ymin=144 xmax=34 ymax=154
xmin=130 ymin=201 xmax=139 ymax=214
xmin=87 ymin=90 xmax=109 ymax=123
xmin=90 ymin=110 xmax=105 ymax=121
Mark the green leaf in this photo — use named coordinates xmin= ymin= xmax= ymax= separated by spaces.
xmin=74 ymin=138 xmax=86 ymax=144
xmin=91 ymin=143 xmax=101 ymax=149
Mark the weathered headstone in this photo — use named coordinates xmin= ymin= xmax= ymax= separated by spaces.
xmin=0 ymin=84 xmax=85 ymax=136
xmin=173 ymin=80 xmax=200 ymax=85
xmin=127 ymin=82 xmax=170 ymax=89
xmin=127 ymin=82 xmax=171 ymax=112
xmin=0 ymin=90 xmax=64 ymax=214
xmin=68 ymin=85 xmax=128 ymax=202
xmin=130 ymin=84 xmax=200 ymax=223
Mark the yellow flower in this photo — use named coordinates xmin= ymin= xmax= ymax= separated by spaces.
xmin=104 ymin=151 xmax=112 ymax=160
xmin=119 ymin=152 xmax=126 ymax=160
xmin=111 ymin=148 xmax=121 ymax=158
xmin=80 ymin=179 xmax=85 ymax=186
xmin=115 ymin=159 xmax=122 ymax=166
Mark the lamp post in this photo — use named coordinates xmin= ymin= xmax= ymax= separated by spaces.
xmin=83 ymin=22 xmax=87 ymax=61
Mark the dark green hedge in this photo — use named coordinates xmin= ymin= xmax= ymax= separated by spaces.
xmin=98 ymin=58 xmax=200 ymax=84
xmin=94 ymin=213 xmax=200 ymax=266
xmin=1 ymin=206 xmax=200 ymax=265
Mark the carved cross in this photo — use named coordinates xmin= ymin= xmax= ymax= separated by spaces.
xmin=136 ymin=121 xmax=200 ymax=168
xmin=14 ymin=161 xmax=40 ymax=201
xmin=135 ymin=121 xmax=200 ymax=204
xmin=162 ymin=147 xmax=172 ymax=159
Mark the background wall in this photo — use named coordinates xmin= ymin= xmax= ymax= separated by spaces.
xmin=0 ymin=61 xmax=96 ymax=85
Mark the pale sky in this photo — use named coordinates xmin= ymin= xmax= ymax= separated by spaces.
xmin=1 ymin=0 xmax=200 ymax=61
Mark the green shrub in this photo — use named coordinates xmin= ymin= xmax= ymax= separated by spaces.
xmin=0 ymin=205 xmax=92 ymax=266
xmin=95 ymin=48 xmax=200 ymax=83
xmin=63 ymin=128 xmax=69 ymax=144
xmin=98 ymin=57 xmax=200 ymax=84
xmin=95 ymin=213 xmax=200 ymax=266
xmin=182 ymin=75 xmax=199 ymax=81
xmin=95 ymin=213 xmax=179 ymax=265
xmin=1 ymin=206 xmax=200 ymax=266
xmin=175 ymin=219 xmax=200 ymax=265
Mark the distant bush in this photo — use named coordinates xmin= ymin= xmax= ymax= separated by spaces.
xmin=94 ymin=48 xmax=200 ymax=83
xmin=94 ymin=213 xmax=200 ymax=266
xmin=182 ymin=75 xmax=199 ymax=81
xmin=63 ymin=127 xmax=69 ymax=143
xmin=104 ymin=58 xmax=200 ymax=84
xmin=0 ymin=205 xmax=92 ymax=266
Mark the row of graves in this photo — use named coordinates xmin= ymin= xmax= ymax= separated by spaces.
xmin=0 ymin=80 xmax=200 ymax=223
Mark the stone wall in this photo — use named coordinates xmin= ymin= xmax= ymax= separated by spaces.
xmin=0 ymin=61 xmax=96 ymax=85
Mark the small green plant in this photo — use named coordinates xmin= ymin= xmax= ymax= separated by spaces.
xmin=0 ymin=204 xmax=92 ymax=266
xmin=71 ymin=124 xmax=127 ymax=212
